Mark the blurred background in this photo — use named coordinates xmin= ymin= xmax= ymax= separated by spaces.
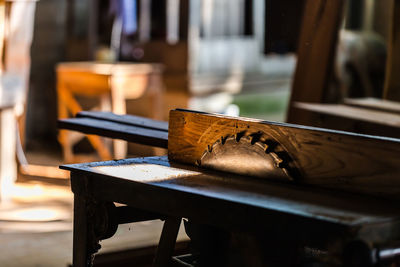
xmin=0 ymin=0 xmax=396 ymax=266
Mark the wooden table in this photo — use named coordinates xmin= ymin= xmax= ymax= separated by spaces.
xmin=57 ymin=62 xmax=164 ymax=162
xmin=60 ymin=109 xmax=400 ymax=266
xmin=62 ymin=155 xmax=400 ymax=267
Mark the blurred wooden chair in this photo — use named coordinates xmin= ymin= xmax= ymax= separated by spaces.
xmin=56 ymin=62 xmax=164 ymax=163
xmin=287 ymin=0 xmax=400 ymax=139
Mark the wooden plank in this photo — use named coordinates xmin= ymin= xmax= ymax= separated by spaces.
xmin=344 ymin=97 xmax=400 ymax=114
xmin=295 ymin=102 xmax=400 ymax=128
xmin=61 ymin=156 xmax=400 ymax=245
xmin=384 ymin=0 xmax=400 ymax=101
xmin=77 ymin=111 xmax=168 ymax=132
xmin=287 ymin=0 xmax=345 ymax=123
xmin=293 ymin=102 xmax=400 ymax=139
xmin=58 ymin=117 xmax=168 ymax=149
xmin=168 ymin=109 xmax=400 ymax=199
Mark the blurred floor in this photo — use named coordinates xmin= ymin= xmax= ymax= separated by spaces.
xmin=0 ymin=182 xmax=187 ymax=267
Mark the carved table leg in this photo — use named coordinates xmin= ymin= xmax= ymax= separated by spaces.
xmin=73 ymin=196 xmax=117 ymax=267
xmin=153 ymin=217 xmax=182 ymax=267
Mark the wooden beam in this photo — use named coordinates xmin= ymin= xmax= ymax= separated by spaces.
xmin=383 ymin=0 xmax=400 ymax=101
xmin=77 ymin=111 xmax=168 ymax=132
xmin=58 ymin=117 xmax=168 ymax=149
xmin=287 ymin=0 xmax=345 ymax=123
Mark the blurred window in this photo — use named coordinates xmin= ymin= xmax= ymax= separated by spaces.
xmin=200 ymin=0 xmax=253 ymax=38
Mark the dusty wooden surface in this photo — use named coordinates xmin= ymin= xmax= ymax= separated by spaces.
xmin=287 ymin=0 xmax=345 ymax=123
xmin=168 ymin=109 xmax=400 ymax=200
xmin=62 ymin=155 xmax=400 ymax=246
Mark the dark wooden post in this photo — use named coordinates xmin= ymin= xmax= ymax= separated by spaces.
xmin=153 ymin=217 xmax=182 ymax=267
xmin=73 ymin=195 xmax=92 ymax=267
xmin=287 ymin=0 xmax=346 ymax=125
xmin=383 ymin=0 xmax=400 ymax=101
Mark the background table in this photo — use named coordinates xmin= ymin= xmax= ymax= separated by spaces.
xmin=57 ymin=62 xmax=164 ymax=162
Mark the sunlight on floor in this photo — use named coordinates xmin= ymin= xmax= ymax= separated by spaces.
xmin=0 ymin=206 xmax=69 ymax=222
xmin=0 ymin=183 xmax=73 ymax=233
xmin=5 ymin=183 xmax=72 ymax=203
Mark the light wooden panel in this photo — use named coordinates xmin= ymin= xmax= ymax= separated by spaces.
xmin=168 ymin=109 xmax=400 ymax=200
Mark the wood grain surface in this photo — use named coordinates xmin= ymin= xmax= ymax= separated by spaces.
xmin=168 ymin=109 xmax=400 ymax=199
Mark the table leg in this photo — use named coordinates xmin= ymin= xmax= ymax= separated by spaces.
xmin=73 ymin=195 xmax=99 ymax=267
xmin=153 ymin=217 xmax=182 ymax=267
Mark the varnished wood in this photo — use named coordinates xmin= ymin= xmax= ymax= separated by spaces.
xmin=287 ymin=0 xmax=345 ymax=123
xmin=168 ymin=109 xmax=400 ymax=200
xmin=384 ymin=0 xmax=400 ymax=101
